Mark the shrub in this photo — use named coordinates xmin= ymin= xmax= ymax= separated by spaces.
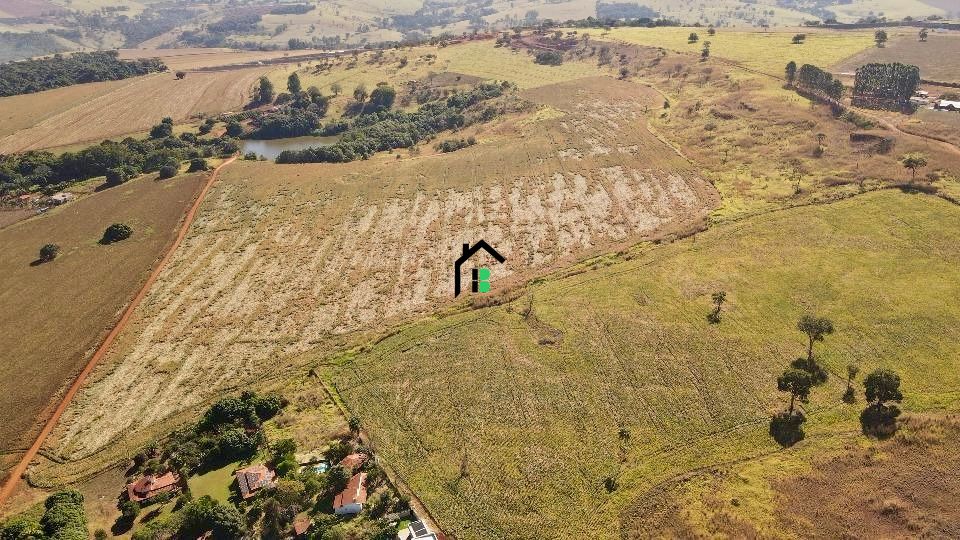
xmin=158 ymin=163 xmax=178 ymax=179
xmin=104 ymin=164 xmax=138 ymax=186
xmin=39 ymin=243 xmax=60 ymax=262
xmin=243 ymin=152 xmax=258 ymax=160
xmin=860 ymin=403 xmax=901 ymax=438
xmin=101 ymin=223 xmax=133 ymax=244
xmin=534 ymin=51 xmax=563 ymax=66
xmin=187 ymin=158 xmax=209 ymax=172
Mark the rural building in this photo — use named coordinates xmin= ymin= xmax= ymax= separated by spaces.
xmin=934 ymin=99 xmax=960 ymax=111
xmin=397 ymin=520 xmax=442 ymax=540
xmin=333 ymin=472 xmax=367 ymax=515
xmin=126 ymin=471 xmax=181 ymax=503
xmin=235 ymin=464 xmax=276 ymax=499
xmin=338 ymin=452 xmax=367 ymax=470
xmin=48 ymin=192 xmax=74 ymax=205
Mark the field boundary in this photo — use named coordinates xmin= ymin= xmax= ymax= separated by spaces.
xmin=0 ymin=156 xmax=237 ymax=510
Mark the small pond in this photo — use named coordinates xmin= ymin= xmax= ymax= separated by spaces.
xmin=240 ymin=135 xmax=340 ymax=160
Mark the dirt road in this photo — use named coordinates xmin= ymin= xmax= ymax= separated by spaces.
xmin=0 ymin=156 xmax=236 ymax=510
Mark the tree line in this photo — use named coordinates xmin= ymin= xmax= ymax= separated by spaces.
xmin=0 ymin=118 xmax=236 ymax=196
xmin=276 ymin=81 xmax=509 ymax=164
xmin=0 ymin=50 xmax=166 ymax=97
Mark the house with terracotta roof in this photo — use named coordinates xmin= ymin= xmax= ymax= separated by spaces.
xmin=338 ymin=452 xmax=367 ymax=471
xmin=235 ymin=464 xmax=276 ymax=499
xmin=293 ymin=516 xmax=312 ymax=538
xmin=333 ymin=472 xmax=367 ymax=515
xmin=126 ymin=471 xmax=181 ymax=503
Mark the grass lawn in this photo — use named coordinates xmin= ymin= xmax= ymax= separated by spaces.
xmin=187 ymin=462 xmax=239 ymax=504
xmin=329 ymin=190 xmax=960 ymax=539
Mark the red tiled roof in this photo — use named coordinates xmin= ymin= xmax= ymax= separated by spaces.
xmin=338 ymin=453 xmax=366 ymax=470
xmin=126 ymin=472 xmax=180 ymax=502
xmin=293 ymin=516 xmax=312 ymax=536
xmin=333 ymin=472 xmax=367 ymax=510
xmin=235 ymin=464 xmax=276 ymax=499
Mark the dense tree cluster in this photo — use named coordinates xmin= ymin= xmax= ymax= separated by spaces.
xmin=0 ymin=51 xmax=166 ymax=97
xmin=0 ymin=490 xmax=88 ymax=539
xmin=277 ymin=82 xmax=507 ymax=163
xmin=268 ymin=3 xmax=315 ymax=15
xmin=564 ymin=16 xmax=680 ymax=28
xmin=436 ymin=136 xmax=477 ymax=152
xmin=391 ymin=0 xmax=496 ymax=31
xmin=852 ymin=63 xmax=920 ymax=110
xmin=0 ymin=121 xmax=238 ymax=196
xmin=534 ymin=50 xmax=563 ymax=65
xmin=595 ymin=2 xmax=658 ymax=20
xmin=796 ymin=63 xmax=843 ymax=101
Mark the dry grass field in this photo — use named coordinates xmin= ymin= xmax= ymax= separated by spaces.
xmin=38 ymin=75 xmax=719 ymax=483
xmin=0 ymin=68 xmax=268 ymax=153
xmin=329 ymin=190 xmax=960 ymax=539
xmin=116 ymin=47 xmax=331 ymax=71
xmin=0 ymin=172 xmax=205 ymax=485
xmin=835 ymin=30 xmax=960 ymax=83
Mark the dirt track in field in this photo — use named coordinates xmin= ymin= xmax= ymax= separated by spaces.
xmin=40 ymin=77 xmax=719 ymax=473
xmin=0 ymin=158 xmax=234 ymax=509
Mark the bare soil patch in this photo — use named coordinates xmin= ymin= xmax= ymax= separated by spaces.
xmin=834 ymin=30 xmax=960 ymax=83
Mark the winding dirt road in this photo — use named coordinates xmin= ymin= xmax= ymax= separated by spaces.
xmin=0 ymin=156 xmax=236 ymax=509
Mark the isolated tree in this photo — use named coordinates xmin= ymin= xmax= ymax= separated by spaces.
xmin=287 ymin=72 xmax=302 ymax=94
xmin=618 ymin=67 xmax=629 ymax=79
xmin=353 ymin=83 xmax=368 ymax=103
xmin=843 ymin=363 xmax=859 ymax=403
xmin=864 ymin=368 xmax=903 ymax=406
xmin=901 ymin=153 xmax=928 ymax=183
xmin=330 ymin=81 xmax=342 ymax=96
xmin=778 ymin=368 xmax=813 ymax=414
xmin=792 ymin=33 xmax=806 ymax=44
xmin=688 ymin=32 xmax=699 ymax=43
xmin=256 ymin=76 xmax=274 ymax=104
xmin=919 ymin=28 xmax=928 ymax=42
xmin=187 ymin=158 xmax=209 ymax=172
xmin=701 ymin=41 xmax=711 ymax=60
xmin=159 ymin=162 xmax=179 ymax=179
xmin=816 ymin=132 xmax=826 ymax=147
xmin=707 ymin=25 xmax=716 ymax=36
xmin=348 ymin=415 xmax=361 ymax=436
xmin=861 ymin=368 xmax=903 ymax=438
xmin=785 ymin=61 xmax=797 ymax=86
xmin=175 ymin=71 xmax=186 ymax=80
xmin=707 ymin=291 xmax=726 ymax=324
xmin=875 ymin=29 xmax=888 ymax=47
xmin=797 ymin=314 xmax=834 ymax=363
xmin=39 ymin=243 xmax=60 ymax=262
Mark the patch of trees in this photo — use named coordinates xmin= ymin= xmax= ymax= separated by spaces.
xmin=795 ymin=63 xmax=843 ymax=101
xmin=0 ymin=490 xmax=88 ymax=539
xmin=534 ymin=50 xmax=564 ymax=65
xmin=852 ymin=63 xmax=920 ymax=110
xmin=391 ymin=0 xmax=496 ymax=31
xmin=246 ymin=83 xmax=331 ymax=139
xmin=207 ymin=12 xmax=263 ymax=34
xmin=436 ymin=136 xmax=476 ymax=152
xmin=269 ymin=3 xmax=315 ymax=15
xmin=564 ymin=16 xmax=679 ymax=28
xmin=595 ymin=2 xmax=658 ymax=20
xmin=130 ymin=495 xmax=245 ymax=540
xmin=277 ymin=82 xmax=507 ymax=164
xmin=0 ymin=120 xmax=238 ymax=196
xmin=0 ymin=51 xmax=166 ymax=97
xmin=101 ymin=223 xmax=133 ymax=244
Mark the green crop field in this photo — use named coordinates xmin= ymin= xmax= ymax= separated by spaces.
xmin=330 ymin=190 xmax=960 ymax=539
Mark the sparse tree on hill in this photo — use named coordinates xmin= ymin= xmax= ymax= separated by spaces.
xmin=256 ymin=76 xmax=275 ymax=104
xmin=287 ymin=72 xmax=302 ymax=94
xmin=785 ymin=61 xmax=797 ymax=86
xmin=187 ymin=158 xmax=209 ymax=172
xmin=901 ymin=153 xmax=928 ymax=183
xmin=330 ymin=82 xmax=342 ymax=96
xmin=39 ymin=243 xmax=60 ymax=262
xmin=860 ymin=368 xmax=904 ymax=437
xmin=707 ymin=25 xmax=716 ymax=36
xmin=618 ymin=67 xmax=629 ymax=79
xmin=348 ymin=416 xmax=361 ymax=436
xmin=707 ymin=291 xmax=726 ymax=324
xmin=843 ymin=363 xmax=859 ymax=403
xmin=701 ymin=41 xmax=711 ymax=60
xmin=175 ymin=71 xmax=186 ymax=80
xmin=778 ymin=368 xmax=813 ymax=414
xmin=688 ymin=32 xmax=699 ymax=43
xmin=792 ymin=33 xmax=806 ymax=44
xmin=875 ymin=29 xmax=888 ymax=47
xmin=353 ymin=83 xmax=368 ymax=103
xmin=919 ymin=28 xmax=928 ymax=42
xmin=797 ymin=314 xmax=834 ymax=363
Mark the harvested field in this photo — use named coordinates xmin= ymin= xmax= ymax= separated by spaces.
xmin=0 ymin=172 xmax=206 ymax=484
xmin=0 ymin=68 xmax=268 ymax=153
xmin=0 ymin=0 xmax=58 ymax=17
xmin=330 ymin=190 xmax=960 ymax=539
xmin=41 ymin=77 xmax=718 ymax=477
xmin=834 ymin=30 xmax=960 ymax=83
